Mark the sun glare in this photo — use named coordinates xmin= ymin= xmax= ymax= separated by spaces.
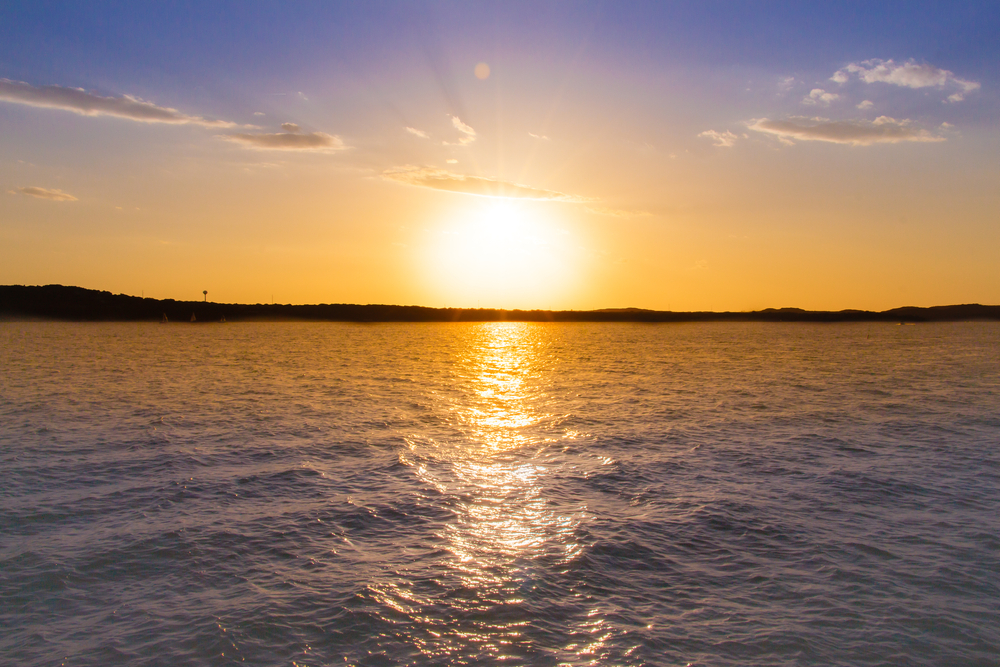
xmin=421 ymin=198 xmax=576 ymax=309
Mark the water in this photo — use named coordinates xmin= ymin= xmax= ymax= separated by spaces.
xmin=1 ymin=321 xmax=998 ymax=666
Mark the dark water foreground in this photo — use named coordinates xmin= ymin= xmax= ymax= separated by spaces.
xmin=1 ymin=322 xmax=998 ymax=666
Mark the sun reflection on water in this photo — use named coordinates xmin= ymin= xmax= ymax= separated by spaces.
xmin=454 ymin=322 xmax=549 ymax=456
xmin=369 ymin=323 xmax=588 ymax=662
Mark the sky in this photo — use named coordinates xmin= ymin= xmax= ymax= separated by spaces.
xmin=1 ymin=1 xmax=998 ymax=311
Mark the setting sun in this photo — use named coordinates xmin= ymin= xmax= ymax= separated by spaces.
xmin=420 ymin=198 xmax=577 ymax=308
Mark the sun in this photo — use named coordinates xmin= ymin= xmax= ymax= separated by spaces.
xmin=419 ymin=197 xmax=577 ymax=309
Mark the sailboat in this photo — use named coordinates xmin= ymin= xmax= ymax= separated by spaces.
xmin=190 ymin=312 xmax=197 ymax=322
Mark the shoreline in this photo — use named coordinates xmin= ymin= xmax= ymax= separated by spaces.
xmin=2 ymin=284 xmax=999 ymax=323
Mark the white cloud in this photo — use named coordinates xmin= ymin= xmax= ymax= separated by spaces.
xmin=0 ymin=79 xmax=244 ymax=127
xmin=803 ymin=88 xmax=839 ymax=106
xmin=445 ymin=158 xmax=458 ymax=164
xmin=528 ymin=132 xmax=550 ymax=140
xmin=221 ymin=127 xmax=346 ymax=151
xmin=382 ymin=166 xmax=589 ymax=201
xmin=830 ymin=59 xmax=980 ymax=102
xmin=857 ymin=100 xmax=874 ymax=110
xmin=830 ymin=70 xmax=850 ymax=84
xmin=10 ymin=186 xmax=77 ymax=201
xmin=451 ymin=115 xmax=475 ymax=136
xmin=253 ymin=111 xmax=266 ymax=116
xmin=446 ymin=115 xmax=477 ymax=145
xmin=405 ymin=126 xmax=429 ymax=139
xmin=778 ymin=76 xmax=796 ymax=90
xmin=697 ymin=130 xmax=738 ymax=147
xmin=749 ymin=116 xmax=945 ymax=146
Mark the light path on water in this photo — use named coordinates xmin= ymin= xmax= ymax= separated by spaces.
xmin=1 ymin=321 xmax=998 ymax=666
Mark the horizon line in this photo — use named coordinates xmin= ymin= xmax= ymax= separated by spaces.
xmin=1 ymin=284 xmax=998 ymax=323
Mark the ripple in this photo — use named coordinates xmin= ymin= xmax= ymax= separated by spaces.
xmin=1 ymin=322 xmax=999 ymax=665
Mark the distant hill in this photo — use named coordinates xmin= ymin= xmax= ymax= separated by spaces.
xmin=1 ymin=285 xmax=998 ymax=323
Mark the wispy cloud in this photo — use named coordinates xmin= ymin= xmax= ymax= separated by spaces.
xmin=445 ymin=115 xmax=476 ymax=145
xmin=698 ymin=130 xmax=738 ymax=147
xmin=406 ymin=126 xmax=429 ymax=139
xmin=382 ymin=166 xmax=588 ymax=201
xmin=831 ymin=59 xmax=980 ymax=102
xmin=802 ymin=88 xmax=839 ymax=106
xmin=221 ymin=123 xmax=346 ymax=151
xmin=946 ymin=90 xmax=978 ymax=103
xmin=857 ymin=100 xmax=874 ymax=110
xmin=0 ymin=79 xmax=244 ymax=127
xmin=529 ymin=132 xmax=550 ymax=140
xmin=451 ymin=115 xmax=475 ymax=136
xmin=10 ymin=186 xmax=78 ymax=201
xmin=749 ymin=116 xmax=945 ymax=146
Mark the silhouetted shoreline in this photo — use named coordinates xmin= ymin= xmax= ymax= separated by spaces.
xmin=1 ymin=285 xmax=998 ymax=323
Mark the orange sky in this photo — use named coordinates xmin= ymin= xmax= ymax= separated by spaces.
xmin=2 ymin=4 xmax=998 ymax=310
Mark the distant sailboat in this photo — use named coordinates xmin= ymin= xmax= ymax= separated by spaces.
xmin=190 ymin=312 xmax=197 ymax=322
xmin=161 ymin=313 xmax=168 ymax=324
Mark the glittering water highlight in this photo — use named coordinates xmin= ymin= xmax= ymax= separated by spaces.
xmin=1 ymin=321 xmax=998 ymax=666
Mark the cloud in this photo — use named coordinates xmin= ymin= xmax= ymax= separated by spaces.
xmin=221 ymin=126 xmax=346 ymax=151
xmin=382 ymin=166 xmax=589 ymax=201
xmin=857 ymin=100 xmax=874 ymax=110
xmin=802 ymin=88 xmax=839 ymax=105
xmin=778 ymin=76 xmax=796 ymax=91
xmin=830 ymin=59 xmax=980 ymax=102
xmin=405 ymin=126 xmax=429 ymax=139
xmin=0 ymin=79 xmax=243 ymax=127
xmin=451 ymin=115 xmax=475 ymax=136
xmin=529 ymin=132 xmax=550 ymax=140
xmin=749 ymin=116 xmax=945 ymax=146
xmin=10 ymin=186 xmax=77 ymax=201
xmin=446 ymin=115 xmax=477 ymax=145
xmin=698 ymin=130 xmax=738 ymax=147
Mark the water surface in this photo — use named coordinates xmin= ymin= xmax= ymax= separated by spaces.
xmin=1 ymin=322 xmax=998 ymax=666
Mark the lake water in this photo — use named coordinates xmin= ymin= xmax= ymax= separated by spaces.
xmin=1 ymin=321 xmax=998 ymax=666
